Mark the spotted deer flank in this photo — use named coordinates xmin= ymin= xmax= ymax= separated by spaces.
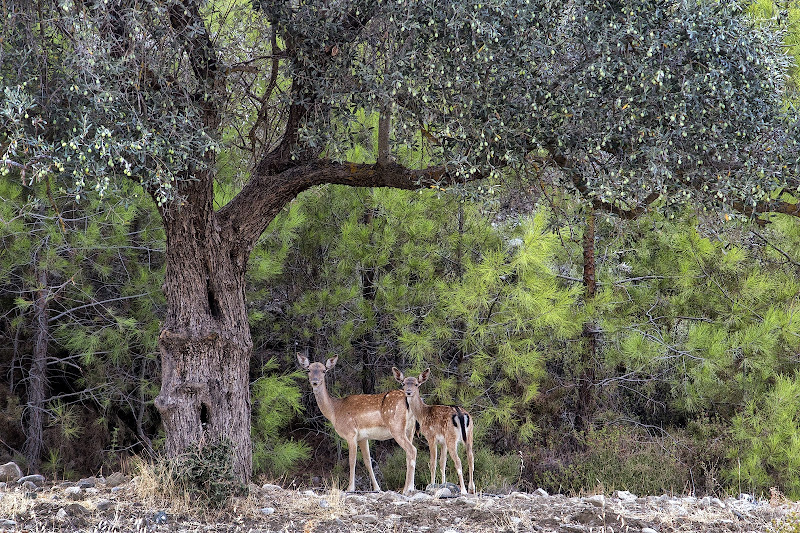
xmin=393 ymin=367 xmax=475 ymax=494
xmin=298 ymin=354 xmax=417 ymax=494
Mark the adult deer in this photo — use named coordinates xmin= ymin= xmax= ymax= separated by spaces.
xmin=393 ymin=367 xmax=475 ymax=494
xmin=298 ymin=354 xmax=417 ymax=494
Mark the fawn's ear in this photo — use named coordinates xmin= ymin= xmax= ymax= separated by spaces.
xmin=297 ymin=353 xmax=310 ymax=369
xmin=325 ymin=355 xmax=338 ymax=371
xmin=392 ymin=367 xmax=405 ymax=383
xmin=419 ymin=368 xmax=431 ymax=385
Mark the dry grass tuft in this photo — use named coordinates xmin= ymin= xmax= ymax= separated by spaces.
xmin=0 ymin=490 xmax=35 ymax=518
xmin=130 ymin=456 xmax=193 ymax=515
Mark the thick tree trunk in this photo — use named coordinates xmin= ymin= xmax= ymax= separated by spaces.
xmin=154 ymin=179 xmax=254 ymax=482
xmin=577 ymin=206 xmax=598 ymax=432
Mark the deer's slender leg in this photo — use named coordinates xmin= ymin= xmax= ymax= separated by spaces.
xmin=358 ymin=439 xmax=381 ymax=491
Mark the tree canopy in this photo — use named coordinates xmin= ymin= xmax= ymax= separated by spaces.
xmin=2 ymin=0 xmax=800 ymax=484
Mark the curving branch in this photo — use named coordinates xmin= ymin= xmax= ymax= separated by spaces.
xmin=218 ymin=159 xmax=460 ymax=247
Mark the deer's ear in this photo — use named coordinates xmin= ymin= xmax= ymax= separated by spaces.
xmin=297 ymin=353 xmax=310 ymax=369
xmin=392 ymin=367 xmax=404 ymax=383
xmin=419 ymin=368 xmax=431 ymax=384
xmin=325 ymin=356 xmax=338 ymax=371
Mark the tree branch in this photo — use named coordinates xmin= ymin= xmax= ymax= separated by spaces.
xmin=219 ymin=159 xmax=459 ymax=248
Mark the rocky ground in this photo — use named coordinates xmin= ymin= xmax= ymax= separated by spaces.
xmin=0 ymin=465 xmax=796 ymax=532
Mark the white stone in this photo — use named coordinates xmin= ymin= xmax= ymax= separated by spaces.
xmin=614 ymin=490 xmax=637 ymax=502
xmin=260 ymin=507 xmax=275 ymax=515
xmin=0 ymin=462 xmax=22 ymax=483
xmin=642 ymin=528 xmax=659 ymax=533
xmin=64 ymin=486 xmax=83 ymax=501
xmin=17 ymin=475 xmax=45 ymax=486
xmin=56 ymin=508 xmax=69 ymax=522
xmin=262 ymin=483 xmax=283 ymax=492
xmin=434 ymin=487 xmax=453 ymax=499
xmin=534 ymin=488 xmax=549 ymax=497
xmin=586 ymin=494 xmax=605 ymax=507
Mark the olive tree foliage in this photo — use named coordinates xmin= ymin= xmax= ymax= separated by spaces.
xmin=0 ymin=0 xmax=795 ymax=481
xmin=542 ymin=0 xmax=797 ymax=216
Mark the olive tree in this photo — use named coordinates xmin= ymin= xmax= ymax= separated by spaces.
xmin=1 ymin=0 xmax=794 ymax=481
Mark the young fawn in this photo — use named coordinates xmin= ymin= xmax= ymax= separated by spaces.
xmin=393 ymin=367 xmax=475 ymax=494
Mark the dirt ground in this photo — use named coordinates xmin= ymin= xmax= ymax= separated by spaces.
xmin=0 ymin=476 xmax=796 ymax=533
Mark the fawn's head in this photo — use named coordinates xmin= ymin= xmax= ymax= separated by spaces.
xmin=392 ymin=367 xmax=430 ymax=398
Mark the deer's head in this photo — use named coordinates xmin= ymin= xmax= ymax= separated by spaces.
xmin=297 ymin=353 xmax=338 ymax=392
xmin=393 ymin=367 xmax=430 ymax=398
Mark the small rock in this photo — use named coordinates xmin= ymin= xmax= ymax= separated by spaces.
xmin=642 ymin=528 xmax=659 ymax=533
xmin=355 ymin=514 xmax=380 ymax=524
xmin=534 ymin=488 xmax=549 ymax=497
xmin=318 ymin=499 xmax=330 ymax=509
xmin=614 ymin=490 xmax=637 ymax=502
xmin=510 ymin=491 xmax=531 ymax=500
xmin=572 ymin=508 xmax=600 ymax=525
xmin=153 ymin=511 xmax=168 ymax=524
xmin=21 ymin=482 xmax=37 ymax=492
xmin=302 ymin=489 xmax=316 ymax=497
xmin=56 ymin=508 xmax=69 ymax=522
xmin=738 ymin=493 xmax=754 ymax=502
xmin=18 ymin=474 xmax=45 ymax=486
xmin=96 ymin=499 xmax=113 ymax=511
xmin=24 ymin=491 xmax=37 ymax=499
xmin=104 ymin=472 xmax=127 ymax=488
xmin=434 ymin=487 xmax=454 ymax=499
xmin=586 ymin=494 xmax=605 ymax=508
xmin=410 ymin=492 xmax=432 ymax=502
xmin=345 ymin=494 xmax=368 ymax=504
xmin=0 ymin=519 xmax=15 ymax=528
xmin=260 ymin=507 xmax=275 ymax=515
xmin=262 ymin=483 xmax=283 ymax=492
xmin=379 ymin=491 xmax=404 ymax=502
xmin=0 ymin=462 xmax=22 ymax=482
xmin=64 ymin=486 xmax=83 ymax=501
xmin=111 ymin=486 xmax=124 ymax=493
xmin=76 ymin=477 xmax=97 ymax=489
xmin=0 ymin=482 xmax=7 ymax=490
xmin=711 ymin=497 xmax=725 ymax=508
xmin=64 ymin=503 xmax=89 ymax=516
